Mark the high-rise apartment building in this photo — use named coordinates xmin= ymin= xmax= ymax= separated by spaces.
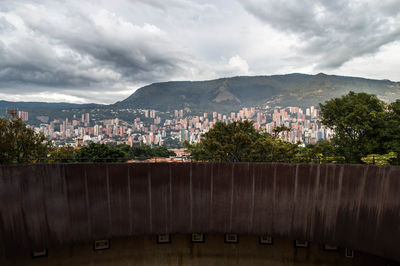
xmin=17 ymin=111 xmax=28 ymax=121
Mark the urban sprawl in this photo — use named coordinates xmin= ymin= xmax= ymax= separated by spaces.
xmin=18 ymin=106 xmax=334 ymax=147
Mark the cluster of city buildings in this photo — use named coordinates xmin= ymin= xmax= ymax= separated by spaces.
xmin=17 ymin=111 xmax=29 ymax=121
xmin=21 ymin=105 xmax=333 ymax=147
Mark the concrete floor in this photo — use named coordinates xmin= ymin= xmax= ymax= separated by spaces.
xmin=1 ymin=235 xmax=390 ymax=266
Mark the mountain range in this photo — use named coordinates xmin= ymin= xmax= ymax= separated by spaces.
xmin=2 ymin=73 xmax=400 ymax=120
xmin=114 ymin=73 xmax=400 ymax=112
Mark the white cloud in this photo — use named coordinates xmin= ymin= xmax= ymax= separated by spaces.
xmin=229 ymin=55 xmax=249 ymax=73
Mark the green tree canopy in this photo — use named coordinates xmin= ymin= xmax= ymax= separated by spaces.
xmin=75 ymin=143 xmax=127 ymax=162
xmin=361 ymin=152 xmax=398 ymax=165
xmin=249 ymin=135 xmax=298 ymax=162
xmin=128 ymin=145 xmax=175 ymax=160
xmin=297 ymin=141 xmax=345 ymax=164
xmin=319 ymin=91 xmax=387 ymax=163
xmin=48 ymin=145 xmax=76 ymax=163
xmin=185 ymin=120 xmax=298 ymax=162
xmin=0 ymin=118 xmax=52 ymax=164
xmin=75 ymin=144 xmax=176 ymax=162
xmin=151 ymin=146 xmax=176 ymax=158
xmin=379 ymin=100 xmax=400 ymax=155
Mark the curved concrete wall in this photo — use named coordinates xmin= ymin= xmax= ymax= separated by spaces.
xmin=0 ymin=163 xmax=399 ymax=261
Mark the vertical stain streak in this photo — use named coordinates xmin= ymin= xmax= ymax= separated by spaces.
xmin=290 ymin=164 xmax=299 ymax=234
xmin=309 ymin=164 xmax=321 ymax=240
xmin=41 ymin=166 xmax=50 ymax=247
xmin=320 ymin=165 xmax=328 ymax=235
xmin=167 ymin=164 xmax=172 ymax=233
xmin=127 ymin=165 xmax=132 ymax=235
xmin=20 ymin=167 xmax=31 ymax=248
xmin=62 ymin=165 xmax=72 ymax=244
xmin=106 ymin=165 xmax=112 ymax=237
xmin=304 ymin=165 xmax=313 ymax=235
xmin=147 ymin=165 xmax=152 ymax=234
xmin=249 ymin=163 xmax=255 ymax=233
xmin=272 ymin=164 xmax=277 ymax=234
xmin=84 ymin=166 xmax=91 ymax=238
xmin=355 ymin=165 xmax=368 ymax=226
xmin=66 ymin=167 xmax=74 ymax=243
xmin=0 ymin=167 xmax=5 ymax=256
xmin=375 ymin=167 xmax=391 ymax=234
xmin=189 ymin=163 xmax=193 ymax=232
xmin=229 ymin=164 xmax=234 ymax=232
xmin=333 ymin=165 xmax=344 ymax=238
xmin=210 ymin=163 xmax=214 ymax=231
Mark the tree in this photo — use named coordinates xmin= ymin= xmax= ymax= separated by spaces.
xmin=0 ymin=118 xmax=52 ymax=164
xmin=272 ymin=125 xmax=291 ymax=139
xmin=185 ymin=120 xmax=299 ymax=162
xmin=151 ymin=146 xmax=176 ymax=158
xmin=129 ymin=145 xmax=154 ymax=160
xmin=379 ymin=100 xmax=400 ymax=156
xmin=75 ymin=143 xmax=127 ymax=162
xmin=126 ymin=145 xmax=176 ymax=160
xmin=361 ymin=152 xmax=398 ymax=165
xmin=186 ymin=121 xmax=261 ymax=162
xmin=297 ymin=141 xmax=345 ymax=164
xmin=249 ymin=134 xmax=299 ymax=162
xmin=48 ymin=145 xmax=76 ymax=163
xmin=319 ymin=91 xmax=386 ymax=163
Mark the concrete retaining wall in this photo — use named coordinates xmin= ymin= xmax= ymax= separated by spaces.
xmin=0 ymin=163 xmax=399 ymax=261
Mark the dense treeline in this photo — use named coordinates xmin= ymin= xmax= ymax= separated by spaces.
xmin=186 ymin=91 xmax=400 ymax=165
xmin=185 ymin=121 xmax=299 ymax=162
xmin=319 ymin=91 xmax=400 ymax=164
xmin=73 ymin=143 xmax=176 ymax=162
xmin=0 ymin=118 xmax=51 ymax=164
xmin=0 ymin=120 xmax=175 ymax=164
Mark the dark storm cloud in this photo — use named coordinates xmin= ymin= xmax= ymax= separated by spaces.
xmin=239 ymin=0 xmax=400 ymax=68
xmin=0 ymin=37 xmax=103 ymax=88
xmin=0 ymin=2 xmax=193 ymax=97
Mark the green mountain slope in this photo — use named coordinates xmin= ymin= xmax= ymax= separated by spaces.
xmin=115 ymin=73 xmax=400 ymax=112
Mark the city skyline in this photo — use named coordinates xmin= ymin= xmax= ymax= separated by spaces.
xmin=22 ymin=104 xmax=332 ymax=148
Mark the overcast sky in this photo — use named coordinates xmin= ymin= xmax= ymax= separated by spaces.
xmin=1 ymin=0 xmax=400 ymax=104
